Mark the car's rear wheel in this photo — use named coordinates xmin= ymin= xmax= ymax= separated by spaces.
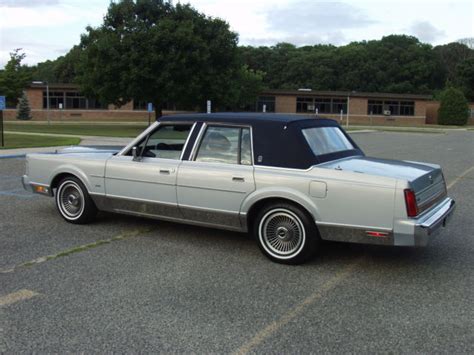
xmin=254 ymin=202 xmax=320 ymax=264
xmin=55 ymin=176 xmax=97 ymax=224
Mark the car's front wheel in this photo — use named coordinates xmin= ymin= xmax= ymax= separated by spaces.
xmin=254 ymin=203 xmax=320 ymax=264
xmin=55 ymin=176 xmax=97 ymax=224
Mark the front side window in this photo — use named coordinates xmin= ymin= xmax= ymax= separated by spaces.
xmin=129 ymin=124 xmax=192 ymax=159
xmin=195 ymin=126 xmax=252 ymax=165
xmin=302 ymin=127 xmax=354 ymax=156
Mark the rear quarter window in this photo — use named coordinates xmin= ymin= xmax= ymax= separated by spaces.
xmin=302 ymin=127 xmax=354 ymax=156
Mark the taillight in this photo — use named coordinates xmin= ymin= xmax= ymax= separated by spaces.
xmin=404 ymin=189 xmax=418 ymax=217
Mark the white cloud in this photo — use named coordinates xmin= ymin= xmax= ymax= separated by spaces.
xmin=408 ymin=21 xmax=445 ymax=42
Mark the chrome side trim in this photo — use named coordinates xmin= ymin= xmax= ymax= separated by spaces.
xmin=89 ymin=193 xmax=245 ymax=232
xmin=110 ymin=209 xmax=244 ymax=232
xmin=105 ymin=193 xmax=177 ymax=206
xmin=179 ymin=122 xmax=198 ymax=161
xmin=179 ymin=204 xmax=242 ymax=230
xmin=105 ymin=176 xmax=175 ymax=186
xmin=189 ymin=122 xmax=207 ymax=161
xmin=316 ymin=221 xmax=392 ymax=232
xmin=188 ymin=122 xmax=255 ymax=165
xmin=317 ymin=223 xmax=394 ymax=246
xmin=178 ymin=182 xmax=248 ymax=194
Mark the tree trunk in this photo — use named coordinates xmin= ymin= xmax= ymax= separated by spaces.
xmin=154 ymin=102 xmax=163 ymax=121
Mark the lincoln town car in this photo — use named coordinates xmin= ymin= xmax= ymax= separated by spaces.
xmin=22 ymin=113 xmax=455 ymax=264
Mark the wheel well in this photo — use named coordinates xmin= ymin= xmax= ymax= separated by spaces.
xmin=50 ymin=173 xmax=77 ymax=193
xmin=246 ymin=197 xmax=315 ymax=231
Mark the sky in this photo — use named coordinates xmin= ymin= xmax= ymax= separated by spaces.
xmin=0 ymin=0 xmax=473 ymax=68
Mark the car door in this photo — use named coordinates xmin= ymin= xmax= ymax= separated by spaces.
xmin=104 ymin=123 xmax=194 ymax=219
xmin=177 ymin=124 xmax=255 ymax=230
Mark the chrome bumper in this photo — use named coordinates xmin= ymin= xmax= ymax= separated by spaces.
xmin=414 ymin=198 xmax=456 ymax=246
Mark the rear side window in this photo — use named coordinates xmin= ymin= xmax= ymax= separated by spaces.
xmin=195 ymin=126 xmax=252 ymax=165
xmin=302 ymin=127 xmax=354 ymax=156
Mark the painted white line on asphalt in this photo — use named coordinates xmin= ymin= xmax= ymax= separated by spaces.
xmin=0 ymin=289 xmax=40 ymax=307
xmin=234 ymin=258 xmax=364 ymax=354
xmin=447 ymin=165 xmax=474 ymax=190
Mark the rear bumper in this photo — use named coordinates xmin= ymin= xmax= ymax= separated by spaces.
xmin=413 ymin=198 xmax=456 ymax=246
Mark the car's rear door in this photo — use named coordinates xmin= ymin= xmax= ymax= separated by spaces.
xmin=104 ymin=123 xmax=194 ymax=219
xmin=177 ymin=124 xmax=255 ymax=230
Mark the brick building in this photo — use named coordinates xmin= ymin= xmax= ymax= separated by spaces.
xmin=4 ymin=84 xmax=474 ymax=125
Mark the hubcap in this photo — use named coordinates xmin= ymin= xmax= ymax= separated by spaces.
xmin=58 ymin=181 xmax=84 ymax=219
xmin=260 ymin=209 xmax=305 ymax=257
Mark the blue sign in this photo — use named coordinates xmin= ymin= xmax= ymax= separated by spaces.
xmin=147 ymin=102 xmax=153 ymax=112
xmin=0 ymin=96 xmax=5 ymax=110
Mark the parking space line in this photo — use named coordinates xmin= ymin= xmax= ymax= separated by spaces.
xmin=234 ymin=258 xmax=364 ymax=355
xmin=0 ymin=228 xmax=151 ymax=274
xmin=0 ymin=289 xmax=40 ymax=307
xmin=447 ymin=165 xmax=474 ymax=190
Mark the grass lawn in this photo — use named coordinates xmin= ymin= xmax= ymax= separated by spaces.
xmin=5 ymin=123 xmax=147 ymax=138
xmin=0 ymin=133 xmax=81 ymax=149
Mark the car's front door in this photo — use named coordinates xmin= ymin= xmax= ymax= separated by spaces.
xmin=104 ymin=123 xmax=194 ymax=219
xmin=177 ymin=125 xmax=255 ymax=230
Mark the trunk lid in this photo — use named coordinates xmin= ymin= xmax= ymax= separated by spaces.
xmin=319 ymin=156 xmax=447 ymax=214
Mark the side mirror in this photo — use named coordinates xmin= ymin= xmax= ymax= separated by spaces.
xmin=132 ymin=146 xmax=141 ymax=162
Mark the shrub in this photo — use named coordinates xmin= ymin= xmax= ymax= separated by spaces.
xmin=438 ymin=87 xmax=469 ymax=125
xmin=16 ymin=92 xmax=32 ymax=120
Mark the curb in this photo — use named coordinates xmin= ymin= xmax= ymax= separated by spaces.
xmin=0 ymin=154 xmax=26 ymax=159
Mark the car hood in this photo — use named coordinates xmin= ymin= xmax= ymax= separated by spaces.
xmin=57 ymin=146 xmax=123 ymax=155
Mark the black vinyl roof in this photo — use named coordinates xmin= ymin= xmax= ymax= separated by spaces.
xmin=160 ymin=112 xmax=364 ymax=169
xmin=160 ymin=112 xmax=336 ymax=126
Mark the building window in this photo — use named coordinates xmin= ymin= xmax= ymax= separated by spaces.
xmin=66 ymin=92 xmax=86 ymax=109
xmin=331 ymin=98 xmax=347 ymax=114
xmin=297 ymin=97 xmax=347 ymax=114
xmin=296 ymin=97 xmax=314 ymax=112
xmin=368 ymin=100 xmax=383 ymax=115
xmin=257 ymin=96 xmax=275 ymax=112
xmin=314 ymin=98 xmax=332 ymax=113
xmin=133 ymin=100 xmax=148 ymax=110
xmin=400 ymin=101 xmax=415 ymax=116
xmin=87 ymin=98 xmax=108 ymax=110
xmin=368 ymin=100 xmax=414 ymax=116
xmin=43 ymin=91 xmax=64 ymax=109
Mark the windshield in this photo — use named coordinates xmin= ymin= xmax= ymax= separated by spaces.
xmin=302 ymin=127 xmax=354 ymax=156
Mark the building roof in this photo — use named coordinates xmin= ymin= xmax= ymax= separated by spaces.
xmin=261 ymin=89 xmax=433 ymax=100
xmin=29 ymin=83 xmax=80 ymax=90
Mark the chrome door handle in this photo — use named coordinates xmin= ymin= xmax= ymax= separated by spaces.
xmin=232 ymin=176 xmax=245 ymax=182
xmin=159 ymin=168 xmax=174 ymax=174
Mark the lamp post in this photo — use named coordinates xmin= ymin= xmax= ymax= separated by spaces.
xmin=32 ymin=81 xmax=50 ymax=125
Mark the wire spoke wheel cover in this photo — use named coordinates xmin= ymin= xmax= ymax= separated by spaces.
xmin=57 ymin=181 xmax=85 ymax=220
xmin=259 ymin=208 xmax=306 ymax=259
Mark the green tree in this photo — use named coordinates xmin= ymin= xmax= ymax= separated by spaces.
xmin=438 ymin=86 xmax=469 ymax=125
xmin=454 ymin=58 xmax=474 ymax=101
xmin=77 ymin=0 xmax=247 ymax=118
xmin=0 ymin=49 xmax=32 ymax=107
xmin=16 ymin=92 xmax=32 ymax=120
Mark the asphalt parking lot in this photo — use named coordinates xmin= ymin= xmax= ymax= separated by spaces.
xmin=1 ymin=130 xmax=473 ymax=353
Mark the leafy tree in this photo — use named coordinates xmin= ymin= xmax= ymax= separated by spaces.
xmin=433 ymin=42 xmax=473 ymax=83
xmin=454 ymin=58 xmax=474 ymax=101
xmin=16 ymin=92 xmax=32 ymax=120
xmin=77 ymin=0 xmax=248 ymax=118
xmin=0 ymin=49 xmax=31 ymax=107
xmin=438 ymin=86 xmax=469 ymax=125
